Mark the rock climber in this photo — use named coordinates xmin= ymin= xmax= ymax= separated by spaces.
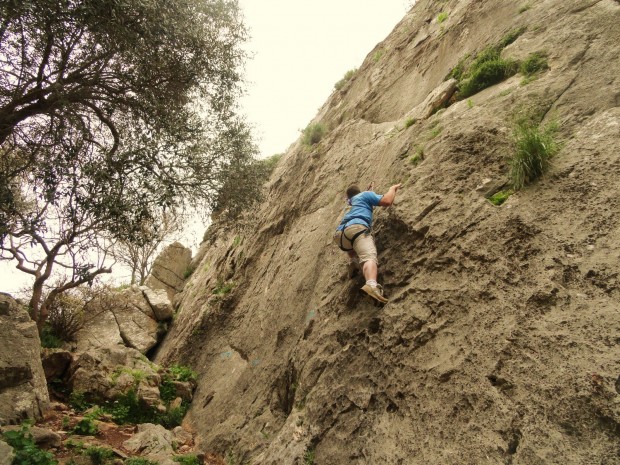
xmin=334 ymin=182 xmax=401 ymax=303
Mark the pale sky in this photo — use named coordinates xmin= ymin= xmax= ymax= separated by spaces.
xmin=0 ymin=1 xmax=410 ymax=294
xmin=238 ymin=0 xmax=410 ymax=157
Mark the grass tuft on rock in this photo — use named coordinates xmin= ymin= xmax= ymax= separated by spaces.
xmin=334 ymin=68 xmax=357 ymax=90
xmin=510 ymin=119 xmax=559 ymax=190
xmin=520 ymin=52 xmax=549 ymax=76
xmin=489 ymin=190 xmax=513 ymax=206
xmin=302 ymin=122 xmax=326 ymax=146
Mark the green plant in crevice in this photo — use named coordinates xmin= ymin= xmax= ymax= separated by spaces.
xmin=71 ymin=416 xmax=98 ymax=436
xmin=499 ymin=26 xmax=527 ymax=48
xmin=301 ymin=122 xmax=326 ymax=146
xmin=169 ymin=365 xmax=197 ymax=382
xmin=467 ymin=98 xmax=474 ymax=109
xmin=212 ymin=279 xmax=235 ymax=296
xmin=410 ymin=146 xmax=425 ymax=166
xmin=303 ymin=447 xmax=316 ymax=465
xmin=437 ymin=12 xmax=448 ymax=23
xmin=489 ymin=190 xmax=514 ymax=206
xmin=334 ymin=68 xmax=357 ymax=90
xmin=405 ymin=117 xmax=417 ymax=128
xmin=372 ymin=49 xmax=384 ymax=63
xmin=509 ymin=119 xmax=559 ymax=190
xmin=520 ymin=52 xmax=548 ymax=78
xmin=518 ymin=3 xmax=531 ymax=13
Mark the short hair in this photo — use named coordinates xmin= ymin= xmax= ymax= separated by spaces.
xmin=346 ymin=185 xmax=361 ymax=200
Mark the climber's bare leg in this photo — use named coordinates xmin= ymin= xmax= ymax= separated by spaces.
xmin=362 ymin=260 xmax=378 ymax=282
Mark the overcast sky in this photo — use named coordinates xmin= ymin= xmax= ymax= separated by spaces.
xmin=0 ymin=1 xmax=411 ymax=294
xmin=238 ymin=0 xmax=410 ymax=157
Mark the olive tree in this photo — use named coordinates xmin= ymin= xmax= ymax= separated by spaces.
xmin=0 ymin=0 xmax=257 ymax=330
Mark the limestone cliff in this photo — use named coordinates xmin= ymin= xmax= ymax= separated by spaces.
xmin=155 ymin=0 xmax=620 ymax=463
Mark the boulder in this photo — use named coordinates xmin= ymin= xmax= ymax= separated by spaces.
xmin=172 ymin=380 xmax=195 ymax=402
xmin=77 ymin=286 xmax=158 ymax=354
xmin=172 ymin=426 xmax=193 ymax=446
xmin=145 ymin=242 xmax=192 ymax=301
xmin=0 ymin=293 xmax=50 ymax=425
xmin=41 ymin=349 xmax=73 ymax=380
xmin=123 ymin=423 xmax=175 ymax=456
xmin=68 ymin=345 xmax=162 ymax=409
xmin=140 ymin=287 xmax=174 ymax=321
xmin=0 ymin=440 xmax=14 ymax=465
xmin=403 ymin=78 xmax=458 ymax=122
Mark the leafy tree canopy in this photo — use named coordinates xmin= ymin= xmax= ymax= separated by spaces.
xmin=0 ymin=0 xmax=257 ymax=327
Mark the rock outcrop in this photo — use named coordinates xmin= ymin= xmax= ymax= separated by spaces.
xmin=144 ymin=242 xmax=192 ymax=302
xmin=0 ymin=293 xmax=50 ymax=425
xmin=155 ymin=0 xmax=620 ymax=464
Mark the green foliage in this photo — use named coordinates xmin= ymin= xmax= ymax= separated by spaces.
xmin=499 ymin=27 xmax=527 ymax=48
xmin=510 ymin=119 xmax=559 ymax=190
xmin=437 ymin=12 xmax=448 ymax=23
xmin=174 ymin=455 xmax=200 ymax=465
xmin=304 ymin=447 xmax=316 ymax=465
xmin=0 ymin=0 xmax=259 ymax=325
xmin=518 ymin=4 xmax=531 ymax=13
xmin=85 ymin=446 xmax=114 ymax=465
xmin=467 ymin=99 xmax=474 ymax=109
xmin=40 ymin=325 xmax=64 ymax=348
xmin=72 ymin=417 xmax=99 ymax=436
xmin=70 ymin=391 xmax=94 ymax=412
xmin=213 ymin=280 xmax=235 ymax=296
xmin=429 ymin=126 xmax=442 ymax=139
xmin=104 ymin=389 xmax=188 ymax=429
xmin=452 ymin=28 xmax=525 ymax=99
xmin=520 ymin=52 xmax=548 ymax=76
xmin=410 ymin=146 xmax=425 ymax=166
xmin=489 ymin=190 xmax=513 ymax=206
xmin=334 ymin=68 xmax=357 ymax=90
xmin=169 ymin=365 xmax=198 ymax=382
xmin=405 ymin=117 xmax=417 ymax=128
xmin=302 ymin=123 xmax=326 ymax=146
xmin=125 ymin=459 xmax=159 ymax=465
xmin=261 ymin=153 xmax=283 ymax=176
xmin=183 ymin=268 xmax=193 ymax=279
xmin=457 ymin=49 xmax=519 ymax=99
xmin=373 ymin=49 xmax=384 ymax=63
xmin=2 ymin=424 xmax=58 ymax=465
xmin=159 ymin=377 xmax=177 ymax=404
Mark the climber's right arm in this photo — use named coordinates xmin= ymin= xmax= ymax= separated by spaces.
xmin=378 ymin=184 xmax=402 ymax=207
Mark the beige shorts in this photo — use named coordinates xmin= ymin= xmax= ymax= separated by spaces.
xmin=333 ymin=224 xmax=378 ymax=265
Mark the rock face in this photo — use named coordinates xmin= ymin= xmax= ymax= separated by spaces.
xmin=0 ymin=439 xmax=14 ymax=465
xmin=145 ymin=242 xmax=192 ymax=302
xmin=77 ymin=285 xmax=163 ymax=354
xmin=0 ymin=293 xmax=50 ymax=425
xmin=155 ymin=1 xmax=620 ymax=464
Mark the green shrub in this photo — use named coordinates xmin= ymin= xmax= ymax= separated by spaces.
xmin=2 ymin=424 xmax=58 ymax=465
xmin=334 ymin=68 xmax=357 ymax=90
xmin=40 ymin=325 xmax=64 ymax=348
xmin=301 ymin=123 xmax=326 ymax=146
xmin=410 ymin=146 xmax=425 ymax=166
xmin=159 ymin=376 xmax=177 ymax=403
xmin=72 ymin=417 xmax=98 ymax=435
xmin=85 ymin=446 xmax=114 ymax=465
xmin=458 ymin=52 xmax=518 ymax=99
xmin=489 ymin=190 xmax=513 ymax=206
xmin=169 ymin=365 xmax=197 ymax=382
xmin=467 ymin=99 xmax=474 ymax=109
xmin=70 ymin=391 xmax=94 ymax=412
xmin=437 ymin=12 xmax=448 ymax=23
xmin=499 ymin=27 xmax=527 ymax=48
xmin=510 ymin=120 xmax=559 ymax=190
xmin=174 ymin=454 xmax=200 ymax=465
xmin=520 ymin=52 xmax=548 ymax=76
xmin=260 ymin=153 xmax=283 ymax=176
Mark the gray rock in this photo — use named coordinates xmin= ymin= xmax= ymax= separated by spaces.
xmin=0 ymin=293 xmax=50 ymax=426
xmin=0 ymin=439 xmax=14 ymax=465
xmin=41 ymin=349 xmax=73 ymax=380
xmin=172 ymin=380 xmax=195 ymax=402
xmin=76 ymin=287 xmax=158 ymax=355
xmin=123 ymin=423 xmax=175 ymax=456
xmin=145 ymin=242 xmax=192 ymax=301
xmin=172 ymin=426 xmax=193 ymax=446
xmin=141 ymin=287 xmax=174 ymax=321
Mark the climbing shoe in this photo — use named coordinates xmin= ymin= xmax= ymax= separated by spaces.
xmin=361 ymin=284 xmax=388 ymax=303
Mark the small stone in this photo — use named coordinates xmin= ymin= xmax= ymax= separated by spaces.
xmin=169 ymin=397 xmax=183 ymax=411
xmin=576 ymin=293 xmax=588 ymax=299
xmin=586 ymin=245 xmax=595 ymax=250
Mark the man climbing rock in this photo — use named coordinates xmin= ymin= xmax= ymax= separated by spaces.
xmin=334 ymin=183 xmax=401 ymax=303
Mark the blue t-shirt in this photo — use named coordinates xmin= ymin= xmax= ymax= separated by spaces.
xmin=337 ymin=191 xmax=383 ymax=231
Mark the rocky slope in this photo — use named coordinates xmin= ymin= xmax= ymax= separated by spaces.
xmin=155 ymin=0 xmax=620 ymax=463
